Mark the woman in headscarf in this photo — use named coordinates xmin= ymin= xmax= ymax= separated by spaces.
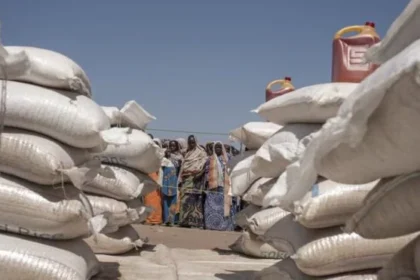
xmin=203 ymin=141 xmax=236 ymax=231
xmin=168 ymin=140 xmax=183 ymax=174
xmin=206 ymin=142 xmax=214 ymax=156
xmin=178 ymin=135 xmax=208 ymax=228
xmin=160 ymin=145 xmax=180 ymax=226
xmin=176 ymin=138 xmax=188 ymax=156
xmin=144 ymin=138 xmax=163 ymax=225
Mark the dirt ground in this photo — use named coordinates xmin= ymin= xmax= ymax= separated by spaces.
xmin=133 ymin=224 xmax=242 ymax=250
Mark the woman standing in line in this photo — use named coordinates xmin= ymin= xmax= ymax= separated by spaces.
xmin=159 ymin=146 xmax=180 ymax=226
xmin=178 ymin=135 xmax=207 ymax=228
xmin=203 ymin=141 xmax=236 ymax=231
xmin=160 ymin=140 xmax=184 ymax=225
xmin=144 ymin=137 xmax=163 ymax=225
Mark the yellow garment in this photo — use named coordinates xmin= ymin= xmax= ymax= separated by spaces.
xmin=144 ymin=172 xmax=162 ymax=225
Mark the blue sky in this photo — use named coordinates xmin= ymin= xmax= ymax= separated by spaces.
xmin=0 ymin=0 xmax=408 ymax=144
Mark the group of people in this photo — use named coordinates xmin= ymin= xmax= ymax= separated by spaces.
xmin=144 ymin=134 xmax=243 ymax=231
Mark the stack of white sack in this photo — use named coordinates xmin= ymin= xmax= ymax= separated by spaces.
xmin=228 ymin=82 xmax=358 ymax=259
xmin=80 ymin=103 xmax=162 ymax=254
xmin=102 ymin=100 xmax=156 ymax=131
xmin=0 ymin=39 xmax=111 ymax=278
xmin=260 ymin=0 xmax=420 ymax=213
xmin=257 ymin=1 xmax=420 ymax=279
xmin=84 ymin=127 xmax=163 ymax=254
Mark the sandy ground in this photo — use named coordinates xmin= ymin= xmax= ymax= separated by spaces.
xmin=133 ymin=224 xmax=242 ymax=250
xmin=93 ymin=225 xmax=277 ymax=280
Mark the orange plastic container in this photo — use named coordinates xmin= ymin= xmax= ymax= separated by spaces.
xmin=265 ymin=77 xmax=295 ymax=102
xmin=331 ymin=22 xmax=380 ymax=83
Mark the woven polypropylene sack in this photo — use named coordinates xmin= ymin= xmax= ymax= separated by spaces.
xmin=345 ymin=173 xmax=420 ymax=239
xmin=377 ymin=235 xmax=420 ymax=280
xmin=3 ymin=46 xmax=92 ymax=96
xmin=2 ymin=81 xmax=109 ymax=148
xmin=229 ymin=151 xmax=259 ymax=196
xmin=366 ymin=0 xmax=420 ymax=64
xmin=102 ymin=101 xmax=156 ymax=130
xmin=251 ymin=124 xmax=321 ymax=178
xmin=262 ymin=172 xmax=328 ymax=211
xmin=235 ymin=204 xmax=261 ymax=228
xmin=119 ymin=100 xmax=156 ymax=130
xmin=253 ymin=83 xmax=358 ymax=125
xmin=0 ymin=232 xmax=99 ymax=280
xmin=229 ymin=231 xmax=286 ymax=259
xmin=294 ymin=180 xmax=378 ymax=229
xmin=0 ymin=175 xmax=106 ymax=240
xmin=261 ymin=211 xmax=341 ymax=257
xmin=247 ymin=207 xmax=290 ymax=236
xmin=84 ymin=225 xmax=145 ymax=255
xmin=102 ymin=106 xmax=122 ymax=125
xmin=92 ymin=127 xmax=163 ymax=174
xmin=293 ymin=232 xmax=419 ymax=277
xmin=242 ymin=178 xmax=276 ymax=206
xmin=84 ymin=164 xmax=159 ymax=201
xmin=271 ymin=38 xmax=420 ymax=211
xmin=87 ymin=195 xmax=151 ymax=232
xmin=229 ymin=122 xmax=282 ymax=150
xmin=0 ymin=128 xmax=100 ymax=187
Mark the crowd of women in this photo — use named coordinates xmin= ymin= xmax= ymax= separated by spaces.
xmin=143 ymin=134 xmax=244 ymax=231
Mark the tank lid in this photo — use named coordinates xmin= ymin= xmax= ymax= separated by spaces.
xmin=284 ymin=76 xmax=292 ymax=81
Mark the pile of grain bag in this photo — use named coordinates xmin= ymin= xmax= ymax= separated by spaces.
xmin=0 ymin=39 xmax=110 ymax=278
xmin=227 ymin=82 xmax=358 ymax=260
xmin=80 ymin=103 xmax=163 ymax=255
xmin=254 ymin=1 xmax=420 ymax=278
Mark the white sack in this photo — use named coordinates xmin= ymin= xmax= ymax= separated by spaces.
xmin=84 ymin=164 xmax=159 ymax=201
xmin=247 ymin=207 xmax=289 ymax=236
xmin=229 ymin=151 xmax=258 ymax=196
xmin=2 ymin=46 xmax=92 ymax=96
xmin=366 ymin=0 xmax=420 ymax=64
xmin=253 ymin=83 xmax=358 ymax=125
xmin=229 ymin=231 xmax=286 ymax=259
xmin=235 ymin=204 xmax=261 ymax=228
xmin=294 ymin=180 xmax=378 ymax=229
xmin=87 ymin=195 xmax=152 ymax=232
xmin=229 ymin=122 xmax=282 ymax=150
xmin=377 ymin=236 xmax=420 ymax=280
xmin=262 ymin=211 xmax=341 ymax=256
xmin=0 ymin=128 xmax=100 ymax=187
xmin=102 ymin=106 xmax=121 ymax=125
xmin=345 ymin=173 xmax=420 ymax=239
xmin=92 ymin=127 xmax=163 ymax=174
xmin=0 ymin=233 xmax=99 ymax=280
xmin=251 ymin=124 xmax=321 ymax=178
xmin=293 ymin=232 xmax=419 ymax=277
xmin=120 ymin=100 xmax=156 ymax=130
xmin=102 ymin=101 xmax=156 ymax=130
xmin=0 ymin=175 xmax=106 ymax=240
xmin=242 ymin=178 xmax=276 ymax=206
xmin=84 ymin=225 xmax=145 ymax=255
xmin=255 ymin=258 xmax=378 ymax=280
xmin=269 ymin=38 xmax=420 ymax=210
xmin=262 ymin=173 xmax=326 ymax=210
xmin=2 ymin=81 xmax=109 ymax=148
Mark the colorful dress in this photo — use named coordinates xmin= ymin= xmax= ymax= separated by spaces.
xmin=203 ymin=146 xmax=236 ymax=231
xmin=160 ymin=158 xmax=179 ymax=225
xmin=178 ymin=143 xmax=207 ymax=228
xmin=144 ymin=172 xmax=163 ymax=225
